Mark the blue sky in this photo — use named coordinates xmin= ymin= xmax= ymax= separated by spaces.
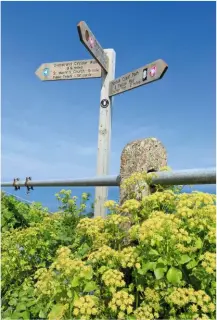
xmin=1 ymin=1 xmax=216 ymax=210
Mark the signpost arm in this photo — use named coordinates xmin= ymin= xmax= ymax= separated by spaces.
xmin=94 ymin=49 xmax=116 ymax=218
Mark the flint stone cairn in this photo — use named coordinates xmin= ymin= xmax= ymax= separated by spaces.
xmin=120 ymin=137 xmax=167 ymax=205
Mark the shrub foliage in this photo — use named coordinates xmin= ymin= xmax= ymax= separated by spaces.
xmin=1 ymin=174 xmax=216 ymax=320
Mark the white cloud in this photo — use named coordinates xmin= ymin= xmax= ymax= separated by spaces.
xmin=1 ymin=127 xmax=97 ymax=181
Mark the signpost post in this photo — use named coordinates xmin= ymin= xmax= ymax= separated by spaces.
xmin=35 ymin=20 xmax=168 ymax=219
xmin=77 ymin=21 xmax=115 ymax=218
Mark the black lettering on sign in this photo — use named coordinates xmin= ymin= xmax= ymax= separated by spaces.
xmin=132 ymin=71 xmax=139 ymax=77
xmin=123 ymin=74 xmax=130 ymax=81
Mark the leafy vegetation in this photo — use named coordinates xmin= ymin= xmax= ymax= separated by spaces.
xmin=1 ymin=172 xmax=216 ymax=320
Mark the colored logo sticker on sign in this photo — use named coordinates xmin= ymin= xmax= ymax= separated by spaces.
xmin=149 ymin=66 xmax=157 ymax=77
xmin=89 ymin=37 xmax=95 ymax=48
xmin=142 ymin=68 xmax=148 ymax=81
xmin=43 ymin=68 xmax=49 ymax=77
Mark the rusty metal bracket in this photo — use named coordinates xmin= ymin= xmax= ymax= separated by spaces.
xmin=13 ymin=178 xmax=20 ymax=191
xmin=25 ymin=177 xmax=34 ymax=194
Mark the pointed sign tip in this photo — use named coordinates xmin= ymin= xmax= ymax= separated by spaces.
xmin=77 ymin=21 xmax=83 ymax=28
xmin=159 ymin=59 xmax=168 ymax=68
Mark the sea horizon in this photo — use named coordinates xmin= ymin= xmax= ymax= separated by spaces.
xmin=2 ymin=184 xmax=216 ymax=213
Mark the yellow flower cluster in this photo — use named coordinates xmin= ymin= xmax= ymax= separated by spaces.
xmin=53 ymin=247 xmax=87 ymax=275
xmin=121 ymin=171 xmax=156 ymax=190
xmin=129 ymin=225 xmax=140 ymax=241
xmin=194 ymin=315 xmax=212 ymax=320
xmin=144 ymin=287 xmax=160 ymax=305
xmin=141 ymin=288 xmax=161 ymax=317
xmin=105 ymin=213 xmax=130 ymax=227
xmin=175 ymin=243 xmax=198 ymax=254
xmin=35 ymin=268 xmax=58 ymax=296
xmin=73 ymin=295 xmax=98 ymax=319
xmin=121 ymin=199 xmax=141 ymax=213
xmin=108 ymin=290 xmax=134 ymax=318
xmin=177 ymin=192 xmax=215 ymax=209
xmin=77 ymin=217 xmax=105 ymax=233
xmin=176 ymin=203 xmax=215 ymax=234
xmin=35 ymin=247 xmax=93 ymax=297
xmin=176 ymin=228 xmax=191 ymax=242
xmin=138 ymin=211 xmax=185 ymax=245
xmin=177 ymin=207 xmax=194 ymax=218
xmin=119 ymin=247 xmax=140 ymax=269
xmin=141 ymin=190 xmax=176 ymax=209
xmin=159 ymin=166 xmax=172 ymax=172
xmin=167 ymin=288 xmax=214 ymax=313
xmin=80 ymin=203 xmax=86 ymax=211
xmin=102 ymin=269 xmax=125 ymax=292
xmin=76 ymin=217 xmax=109 ymax=249
xmin=81 ymin=192 xmax=89 ymax=201
xmin=201 ymin=252 xmax=216 ymax=275
xmin=207 ymin=227 xmax=216 ymax=244
xmin=133 ymin=304 xmax=158 ymax=320
xmin=56 ymin=246 xmax=72 ymax=257
xmin=88 ymin=245 xmax=118 ymax=265
xmin=104 ymin=200 xmax=119 ymax=209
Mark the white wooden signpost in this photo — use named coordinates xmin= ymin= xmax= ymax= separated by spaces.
xmin=35 ymin=20 xmax=168 ymax=218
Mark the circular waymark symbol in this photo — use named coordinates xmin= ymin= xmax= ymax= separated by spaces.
xmin=101 ymin=99 xmax=109 ymax=108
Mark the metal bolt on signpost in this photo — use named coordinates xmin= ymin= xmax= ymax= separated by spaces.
xmin=35 ymin=20 xmax=168 ymax=218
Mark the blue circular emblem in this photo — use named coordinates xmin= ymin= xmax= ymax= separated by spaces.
xmin=43 ymin=68 xmax=49 ymax=77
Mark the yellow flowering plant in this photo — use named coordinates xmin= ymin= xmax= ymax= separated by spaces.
xmin=1 ymin=169 xmax=216 ymax=320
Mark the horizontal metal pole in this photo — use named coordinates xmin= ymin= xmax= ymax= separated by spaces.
xmin=1 ymin=175 xmax=121 ymax=187
xmin=1 ymin=168 xmax=216 ymax=188
xmin=151 ymin=167 xmax=216 ymax=185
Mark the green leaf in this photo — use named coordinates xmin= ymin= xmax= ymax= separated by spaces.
xmin=73 ymin=291 xmax=79 ymax=303
xmin=39 ymin=310 xmax=46 ymax=318
xmin=67 ymin=289 xmax=73 ymax=298
xmin=81 ymin=268 xmax=93 ymax=280
xmin=166 ymin=267 xmax=182 ymax=284
xmin=26 ymin=300 xmax=36 ymax=307
xmin=20 ymin=311 xmax=30 ymax=320
xmin=71 ymin=276 xmax=80 ymax=288
xmin=186 ymin=259 xmax=198 ymax=270
xmin=144 ymin=261 xmax=156 ymax=270
xmin=178 ymin=254 xmax=191 ymax=265
xmin=149 ymin=249 xmax=159 ymax=256
xmin=29 ymin=248 xmax=36 ymax=255
xmin=48 ymin=304 xmax=66 ymax=320
xmin=157 ymin=257 xmax=168 ymax=266
xmin=84 ymin=281 xmax=97 ymax=292
xmin=11 ymin=312 xmax=22 ymax=319
xmin=195 ymin=238 xmax=203 ymax=249
xmin=138 ymin=262 xmax=156 ymax=275
xmin=78 ymin=243 xmax=90 ymax=256
xmin=98 ymin=266 xmax=108 ymax=274
xmin=9 ymin=298 xmax=17 ymax=306
xmin=16 ymin=303 xmax=26 ymax=311
xmin=154 ymin=268 xmax=166 ymax=280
